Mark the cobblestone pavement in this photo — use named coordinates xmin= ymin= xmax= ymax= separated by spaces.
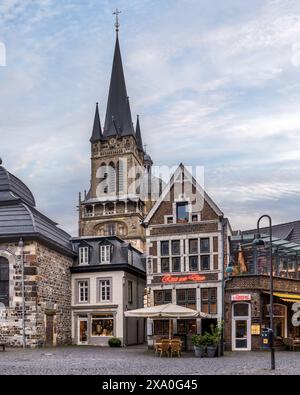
xmin=0 ymin=346 xmax=299 ymax=375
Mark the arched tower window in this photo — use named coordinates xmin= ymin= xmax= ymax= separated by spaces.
xmin=97 ymin=162 xmax=108 ymax=195
xmin=117 ymin=158 xmax=126 ymax=194
xmin=0 ymin=257 xmax=9 ymax=307
xmin=108 ymin=162 xmax=116 ymax=194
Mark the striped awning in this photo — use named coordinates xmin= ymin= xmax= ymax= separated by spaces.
xmin=273 ymin=292 xmax=300 ymax=303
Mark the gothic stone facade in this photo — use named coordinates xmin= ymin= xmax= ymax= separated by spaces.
xmin=78 ymin=34 xmax=154 ymax=253
xmin=0 ymin=241 xmax=73 ymax=347
xmin=79 ymin=133 xmax=151 ymax=253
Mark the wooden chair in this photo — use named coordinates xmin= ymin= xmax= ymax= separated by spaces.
xmin=156 ymin=339 xmax=170 ymax=357
xmin=170 ymin=339 xmax=182 ymax=358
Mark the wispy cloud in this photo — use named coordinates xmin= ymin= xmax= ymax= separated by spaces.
xmin=0 ymin=0 xmax=300 ymax=234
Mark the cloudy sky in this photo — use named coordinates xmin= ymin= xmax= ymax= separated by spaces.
xmin=1 ymin=0 xmax=300 ymax=235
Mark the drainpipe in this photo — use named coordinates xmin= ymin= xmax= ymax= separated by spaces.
xmin=220 ymin=218 xmax=226 ymax=356
xmin=18 ymin=238 xmax=26 ymax=348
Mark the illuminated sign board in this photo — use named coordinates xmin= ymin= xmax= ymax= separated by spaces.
xmin=162 ymin=274 xmax=206 ymax=284
xmin=231 ymin=294 xmax=251 ymax=301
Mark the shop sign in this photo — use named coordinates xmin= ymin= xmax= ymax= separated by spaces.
xmin=231 ymin=294 xmax=251 ymax=301
xmin=162 ymin=274 xmax=206 ymax=284
xmin=251 ymin=324 xmax=261 ymax=335
xmin=292 ymin=303 xmax=300 ymax=327
xmin=151 ymin=272 xmax=218 ymax=284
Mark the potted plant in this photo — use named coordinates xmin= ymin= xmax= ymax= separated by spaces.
xmin=191 ymin=334 xmax=206 ymax=357
xmin=205 ymin=323 xmax=222 ymax=358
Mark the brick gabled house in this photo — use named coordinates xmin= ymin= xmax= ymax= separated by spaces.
xmin=143 ymin=164 xmax=231 ymax=350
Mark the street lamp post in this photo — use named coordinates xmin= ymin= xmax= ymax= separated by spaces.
xmin=18 ymin=238 xmax=26 ymax=349
xmin=220 ymin=258 xmax=234 ymax=356
xmin=253 ymin=215 xmax=275 ymax=370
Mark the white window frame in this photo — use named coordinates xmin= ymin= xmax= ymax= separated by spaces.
xmin=164 ymin=215 xmax=174 ymax=224
xmin=78 ymin=280 xmax=89 ymax=303
xmin=79 ymin=247 xmax=89 ymax=265
xmin=91 ymin=315 xmax=114 ymax=337
xmin=100 ymin=245 xmax=111 ymax=264
xmin=98 ymin=279 xmax=112 ymax=302
xmin=232 ymin=302 xmax=251 ymax=351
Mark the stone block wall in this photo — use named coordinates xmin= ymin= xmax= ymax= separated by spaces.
xmin=0 ymin=240 xmax=73 ymax=347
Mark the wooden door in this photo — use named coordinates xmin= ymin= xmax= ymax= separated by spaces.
xmin=45 ymin=314 xmax=54 ymax=346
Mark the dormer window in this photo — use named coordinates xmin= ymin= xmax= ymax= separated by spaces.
xmin=176 ymin=202 xmax=189 ymax=223
xmin=100 ymin=245 xmax=111 ymax=264
xmin=192 ymin=214 xmax=198 ymax=222
xmin=79 ymin=247 xmax=89 ymax=265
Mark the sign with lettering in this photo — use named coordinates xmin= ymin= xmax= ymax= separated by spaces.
xmin=151 ymin=272 xmax=218 ymax=284
xmin=251 ymin=324 xmax=261 ymax=335
xmin=162 ymin=274 xmax=206 ymax=284
xmin=231 ymin=294 xmax=251 ymax=301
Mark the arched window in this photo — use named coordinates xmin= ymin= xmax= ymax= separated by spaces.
xmin=0 ymin=257 xmax=9 ymax=307
xmin=96 ymin=162 xmax=108 ymax=195
xmin=117 ymin=158 xmax=126 ymax=194
xmin=108 ymin=162 xmax=116 ymax=194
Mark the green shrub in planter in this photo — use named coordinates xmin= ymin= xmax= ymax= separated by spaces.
xmin=108 ymin=337 xmax=122 ymax=347
xmin=204 ymin=323 xmax=222 ymax=357
xmin=191 ymin=334 xmax=206 ymax=358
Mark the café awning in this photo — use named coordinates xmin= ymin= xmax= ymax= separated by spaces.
xmin=273 ymin=292 xmax=300 ymax=303
xmin=125 ymin=304 xmax=211 ymax=340
xmin=124 ymin=303 xmax=209 ymax=318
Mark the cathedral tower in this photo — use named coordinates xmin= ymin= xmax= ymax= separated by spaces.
xmin=78 ymin=19 xmax=153 ymax=252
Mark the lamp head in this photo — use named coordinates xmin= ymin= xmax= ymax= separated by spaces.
xmin=225 ymin=257 xmax=234 ymax=275
xmin=225 ymin=266 xmax=234 ymax=275
xmin=252 ymin=233 xmax=265 ymax=247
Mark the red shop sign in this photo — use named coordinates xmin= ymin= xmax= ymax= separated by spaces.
xmin=162 ymin=274 xmax=206 ymax=284
xmin=231 ymin=294 xmax=251 ymax=301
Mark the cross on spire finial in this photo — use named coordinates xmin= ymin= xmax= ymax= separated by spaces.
xmin=113 ymin=8 xmax=121 ymax=33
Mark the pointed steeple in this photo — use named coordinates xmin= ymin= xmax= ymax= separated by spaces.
xmin=103 ymin=33 xmax=135 ymax=139
xmin=135 ymin=115 xmax=144 ymax=152
xmin=90 ymin=103 xmax=102 ymax=143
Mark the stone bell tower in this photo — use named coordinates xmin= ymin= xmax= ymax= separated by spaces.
xmin=78 ymin=17 xmax=153 ymax=252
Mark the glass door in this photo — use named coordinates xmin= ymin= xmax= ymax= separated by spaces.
xmin=78 ymin=318 xmax=88 ymax=345
xmin=234 ymin=320 xmax=249 ymax=350
xmin=232 ymin=303 xmax=251 ymax=351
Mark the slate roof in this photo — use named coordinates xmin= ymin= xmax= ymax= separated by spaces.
xmin=71 ymin=236 xmax=146 ymax=275
xmin=103 ymin=34 xmax=135 ymax=139
xmin=135 ymin=115 xmax=144 ymax=152
xmin=243 ymin=220 xmax=300 ymax=244
xmin=0 ymin=164 xmax=74 ymax=255
xmin=0 ymin=166 xmax=35 ymax=206
xmin=90 ymin=102 xmax=103 ymax=143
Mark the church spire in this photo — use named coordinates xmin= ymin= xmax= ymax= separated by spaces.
xmin=135 ymin=115 xmax=144 ymax=152
xmin=103 ymin=17 xmax=135 ymax=139
xmin=90 ymin=103 xmax=102 ymax=143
